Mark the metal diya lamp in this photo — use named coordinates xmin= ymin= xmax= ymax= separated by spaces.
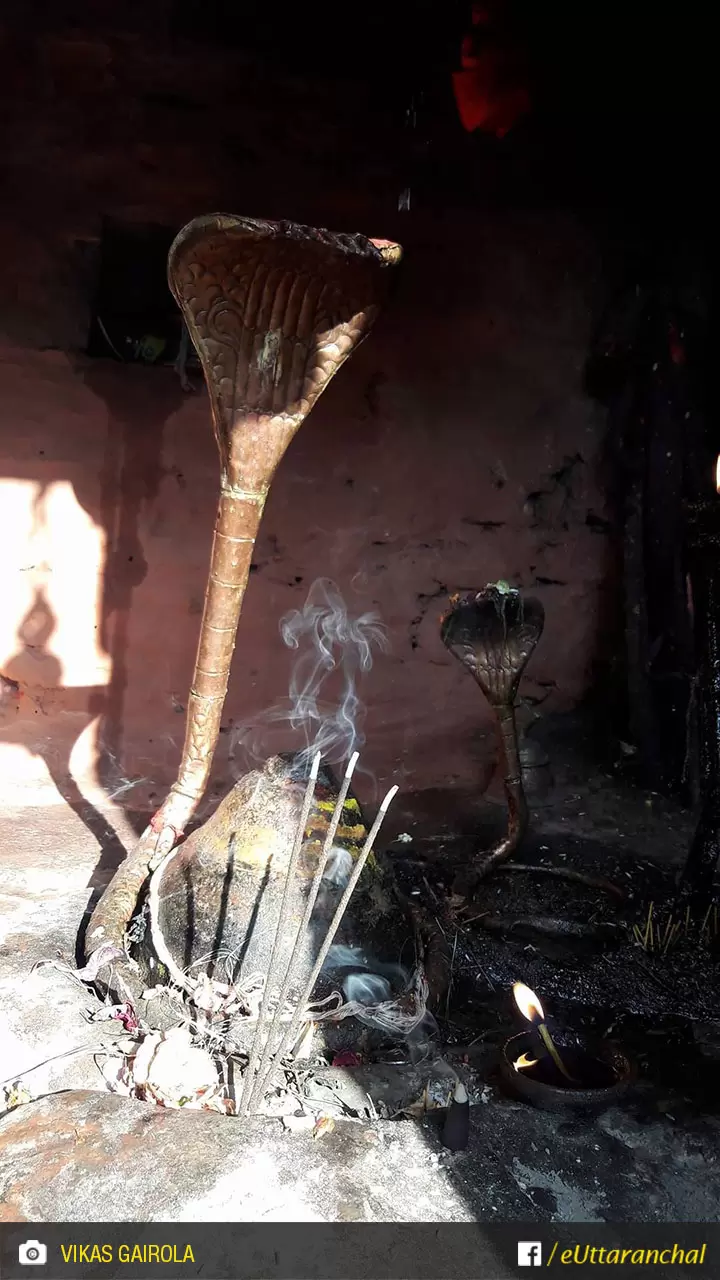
xmin=500 ymin=983 xmax=636 ymax=1112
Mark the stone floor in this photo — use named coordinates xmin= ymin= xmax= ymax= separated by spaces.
xmin=2 ymin=745 xmax=720 ymax=1224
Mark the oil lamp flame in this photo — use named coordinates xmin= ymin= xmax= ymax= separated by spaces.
xmin=513 ymin=1052 xmax=539 ymax=1073
xmin=716 ymin=455 xmax=720 ymax=495
xmin=513 ymin=981 xmax=544 ymax=1024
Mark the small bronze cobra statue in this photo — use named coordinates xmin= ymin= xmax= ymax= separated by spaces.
xmin=441 ymin=583 xmax=545 ymax=898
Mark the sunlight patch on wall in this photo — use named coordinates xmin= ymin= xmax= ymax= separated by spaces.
xmin=0 ymin=478 xmax=110 ymax=687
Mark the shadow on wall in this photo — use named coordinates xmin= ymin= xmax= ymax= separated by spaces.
xmin=0 ymin=362 xmax=187 ymax=887
xmin=77 ymin=363 xmax=186 ymax=792
xmin=0 ymin=586 xmax=126 ymax=883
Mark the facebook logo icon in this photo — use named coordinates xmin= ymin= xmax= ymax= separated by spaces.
xmin=517 ymin=1242 xmax=543 ymax=1266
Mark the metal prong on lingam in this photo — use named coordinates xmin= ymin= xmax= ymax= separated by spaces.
xmin=239 ymin=752 xmax=321 ymax=1116
xmin=245 ymin=751 xmax=361 ymax=1113
xmin=147 ymin=843 xmax=199 ymax=998
xmin=251 ymin=783 xmax=399 ymax=1110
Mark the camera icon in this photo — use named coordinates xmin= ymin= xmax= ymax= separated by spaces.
xmin=18 ymin=1240 xmax=47 ymax=1266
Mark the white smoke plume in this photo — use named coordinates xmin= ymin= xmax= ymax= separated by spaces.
xmin=230 ymin=577 xmax=388 ymax=773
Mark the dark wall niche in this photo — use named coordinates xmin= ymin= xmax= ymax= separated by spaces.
xmin=86 ymin=219 xmax=183 ymax=367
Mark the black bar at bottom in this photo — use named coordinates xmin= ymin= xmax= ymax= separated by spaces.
xmin=0 ymin=1222 xmax=716 ymax=1280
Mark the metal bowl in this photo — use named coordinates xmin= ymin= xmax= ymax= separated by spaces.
xmin=500 ymin=1029 xmax=636 ymax=1112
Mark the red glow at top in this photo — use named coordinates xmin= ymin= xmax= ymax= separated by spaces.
xmin=452 ymin=2 xmax=530 ymax=138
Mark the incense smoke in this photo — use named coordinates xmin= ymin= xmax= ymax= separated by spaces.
xmin=322 ymin=943 xmax=408 ymax=990
xmin=230 ymin=577 xmax=388 ymax=772
xmin=321 ymin=942 xmax=434 ymax=1043
xmin=343 ymin=973 xmax=393 ymax=1004
xmin=321 ymin=846 xmax=353 ymax=888
xmin=314 ymin=845 xmax=354 ymax=917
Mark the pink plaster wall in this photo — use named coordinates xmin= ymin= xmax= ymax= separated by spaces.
xmin=0 ymin=12 xmax=613 ymax=817
xmin=0 ymin=209 xmax=612 ymax=815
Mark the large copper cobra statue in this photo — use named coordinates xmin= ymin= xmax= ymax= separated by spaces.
xmin=85 ymin=214 xmax=402 ymax=968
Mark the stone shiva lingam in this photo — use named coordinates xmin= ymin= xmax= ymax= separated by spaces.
xmin=440 ymin=582 xmax=544 ymax=900
xmin=130 ymin=752 xmax=403 ymax=1049
xmin=84 ymin=214 xmax=404 ymax=1028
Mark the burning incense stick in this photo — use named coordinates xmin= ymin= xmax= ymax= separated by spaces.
xmin=246 ymin=751 xmax=360 ymax=1108
xmin=512 ymin=981 xmax=576 ymax=1084
xmin=239 ymin=752 xmax=321 ymax=1116
xmin=250 ymin=783 xmax=399 ymax=1109
xmin=441 ymin=1077 xmax=470 ymax=1151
